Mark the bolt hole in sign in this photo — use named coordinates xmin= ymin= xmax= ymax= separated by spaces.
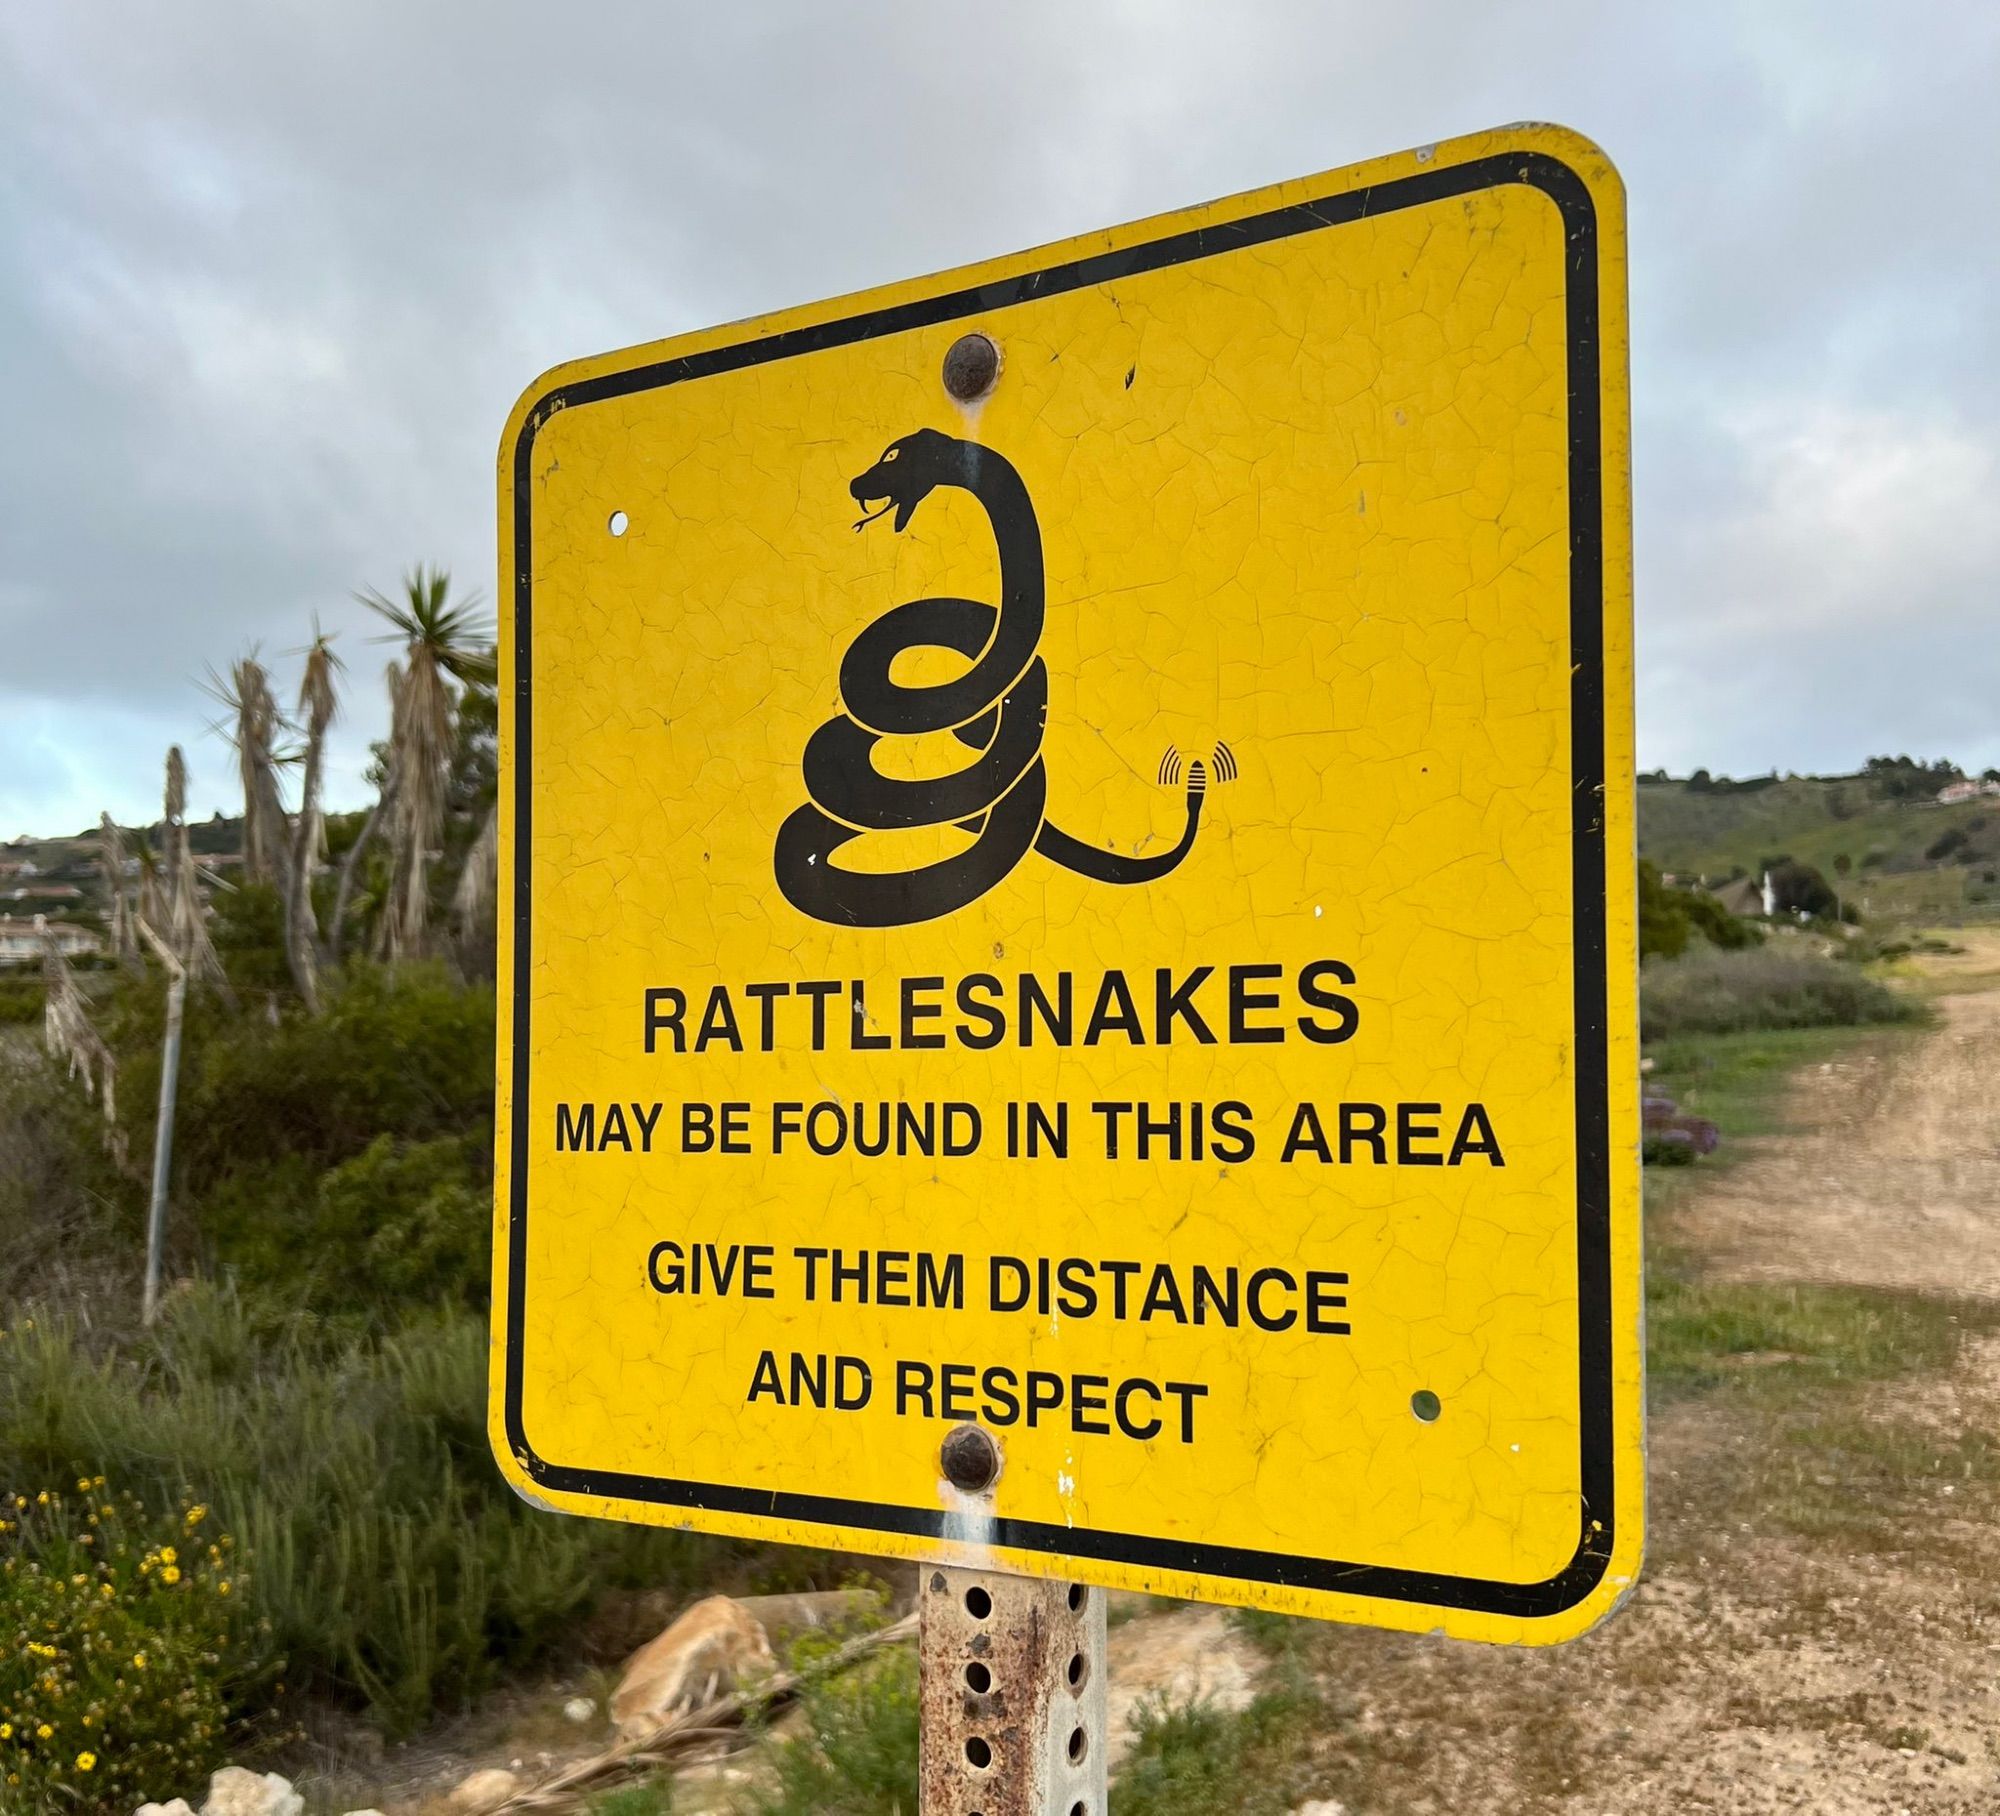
xmin=492 ymin=123 xmax=1641 ymax=1643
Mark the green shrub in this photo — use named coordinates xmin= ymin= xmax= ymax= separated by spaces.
xmin=100 ymin=961 xmax=495 ymax=1317
xmin=1113 ymin=1689 xmax=1322 ymax=1816
xmin=203 ymin=1135 xmax=488 ymax=1316
xmin=1640 ymin=944 xmax=1917 ymax=1041
xmin=0 ymin=1060 xmax=126 ymax=1306
xmin=107 ymin=961 xmax=493 ymax=1187
xmin=0 ymin=976 xmax=43 ymax=1025
xmin=740 ymin=1648 xmax=919 ymax=1816
xmin=0 ymin=1482 xmax=275 ymax=1814
xmin=0 ymin=1290 xmax=735 ymax=1734
xmin=1638 ymin=861 xmax=1759 ymax=961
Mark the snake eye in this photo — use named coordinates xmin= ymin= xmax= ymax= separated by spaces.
xmin=882 ymin=447 xmax=899 ymax=462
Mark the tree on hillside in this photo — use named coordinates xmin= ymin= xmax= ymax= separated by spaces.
xmin=354 ymin=567 xmax=495 ymax=962
xmin=1863 ymin=754 xmax=1962 ymax=802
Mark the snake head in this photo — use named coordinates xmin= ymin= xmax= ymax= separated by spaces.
xmin=850 ymin=428 xmax=957 ymax=532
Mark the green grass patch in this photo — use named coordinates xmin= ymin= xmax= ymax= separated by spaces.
xmin=592 ymin=1785 xmax=673 ymax=1816
xmin=1646 ymin=1274 xmax=1996 ymax=1403
xmin=1644 ymin=1023 xmax=1904 ymax=1144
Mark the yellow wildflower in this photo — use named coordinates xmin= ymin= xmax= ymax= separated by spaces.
xmin=159 ymin=1546 xmax=177 ymax=1566
xmin=34 ymin=1726 xmax=51 ymax=1741
xmin=76 ymin=1751 xmax=96 ymax=1772
xmin=161 ymin=1565 xmax=182 ymax=1585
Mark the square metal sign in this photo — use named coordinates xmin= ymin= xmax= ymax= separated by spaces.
xmin=492 ymin=123 xmax=1641 ymax=1643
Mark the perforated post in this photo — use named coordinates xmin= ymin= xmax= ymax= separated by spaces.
xmin=920 ymin=1565 xmax=1108 ymax=1816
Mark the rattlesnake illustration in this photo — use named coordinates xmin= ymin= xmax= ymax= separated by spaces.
xmin=774 ymin=429 xmax=1227 ymax=928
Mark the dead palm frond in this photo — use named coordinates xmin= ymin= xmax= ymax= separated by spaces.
xmin=357 ymin=568 xmax=493 ymax=960
xmin=204 ymin=654 xmax=291 ymax=888
xmin=284 ymin=624 xmax=344 ymax=1011
xmin=97 ymin=814 xmax=138 ymax=969
xmin=161 ymin=746 xmax=232 ymax=1006
xmin=135 ymin=843 xmax=166 ymax=944
xmin=41 ymin=919 xmax=123 ymax=1163
xmin=451 ymin=802 xmax=499 ymax=946
xmin=162 ymin=745 xmax=188 ymax=906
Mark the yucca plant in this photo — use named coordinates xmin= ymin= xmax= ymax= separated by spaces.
xmin=282 ymin=626 xmax=343 ymax=1013
xmin=356 ymin=567 xmax=494 ymax=963
xmin=97 ymin=814 xmax=138 ymax=970
xmin=206 ymin=656 xmax=289 ymax=890
xmin=161 ymin=748 xmax=230 ymax=1005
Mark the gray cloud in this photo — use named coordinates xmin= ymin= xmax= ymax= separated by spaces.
xmin=2 ymin=0 xmax=1996 ymax=833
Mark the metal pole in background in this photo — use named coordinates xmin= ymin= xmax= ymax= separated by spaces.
xmin=137 ymin=924 xmax=187 ymax=1327
xmin=921 ymin=1427 xmax=1108 ymax=1816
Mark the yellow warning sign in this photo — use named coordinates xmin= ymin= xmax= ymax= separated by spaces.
xmin=492 ymin=122 xmax=1641 ymax=1643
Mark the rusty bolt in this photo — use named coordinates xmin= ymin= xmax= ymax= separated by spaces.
xmin=942 ymin=332 xmax=1001 ymax=403
xmin=940 ymin=1421 xmax=1001 ymax=1492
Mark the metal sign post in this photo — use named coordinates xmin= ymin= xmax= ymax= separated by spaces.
xmin=920 ymin=1427 xmax=1107 ymax=1816
xmin=493 ymin=124 xmax=1643 ymax=1762
xmin=920 ymin=1564 xmax=1106 ymax=1816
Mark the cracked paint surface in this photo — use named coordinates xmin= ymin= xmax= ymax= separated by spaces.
xmin=491 ymin=124 xmax=1641 ymax=1645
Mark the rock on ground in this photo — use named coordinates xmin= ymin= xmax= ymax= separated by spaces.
xmin=135 ymin=1802 xmax=198 ymax=1816
xmin=449 ymin=1766 xmax=523 ymax=1811
xmin=200 ymin=1769 xmax=305 ymax=1816
xmin=1104 ymin=1603 xmax=1258 ymax=1767
xmin=612 ymin=1594 xmax=776 ymax=1739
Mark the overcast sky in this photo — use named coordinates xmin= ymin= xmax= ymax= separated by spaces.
xmin=3 ymin=1 xmax=1996 ymax=836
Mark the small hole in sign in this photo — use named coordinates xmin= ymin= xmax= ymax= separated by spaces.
xmin=965 ymin=1661 xmax=991 ymax=1694
xmin=1411 ymin=1389 xmax=1442 ymax=1423
xmin=965 ymin=1736 xmax=992 ymax=1768
xmin=1068 ymin=1726 xmax=1088 ymax=1763
xmin=607 ymin=510 xmax=629 ymax=536
xmin=964 ymin=1585 xmax=992 ymax=1619
xmin=1067 ymin=1583 xmax=1087 ymax=1612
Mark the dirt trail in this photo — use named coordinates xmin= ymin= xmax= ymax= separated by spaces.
xmin=1674 ymin=929 xmax=2000 ymax=1300
xmin=1131 ymin=933 xmax=2000 ymax=1814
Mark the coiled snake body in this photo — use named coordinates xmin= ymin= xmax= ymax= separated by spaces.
xmin=774 ymin=429 xmax=1209 ymax=928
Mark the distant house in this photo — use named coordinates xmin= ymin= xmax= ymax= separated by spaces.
xmin=6 ymin=882 xmax=82 ymax=902
xmin=0 ymin=917 xmax=102 ymax=965
xmin=1936 ymin=779 xmax=2000 ymax=805
xmin=1711 ymin=876 xmax=1765 ymax=918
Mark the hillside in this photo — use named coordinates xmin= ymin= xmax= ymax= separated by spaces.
xmin=1639 ymin=772 xmax=2000 ymax=922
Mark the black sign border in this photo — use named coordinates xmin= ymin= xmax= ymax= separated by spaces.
xmin=504 ymin=147 xmax=1620 ymax=1622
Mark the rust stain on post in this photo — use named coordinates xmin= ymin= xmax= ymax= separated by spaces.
xmin=920 ymin=1565 xmax=1107 ymax=1816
